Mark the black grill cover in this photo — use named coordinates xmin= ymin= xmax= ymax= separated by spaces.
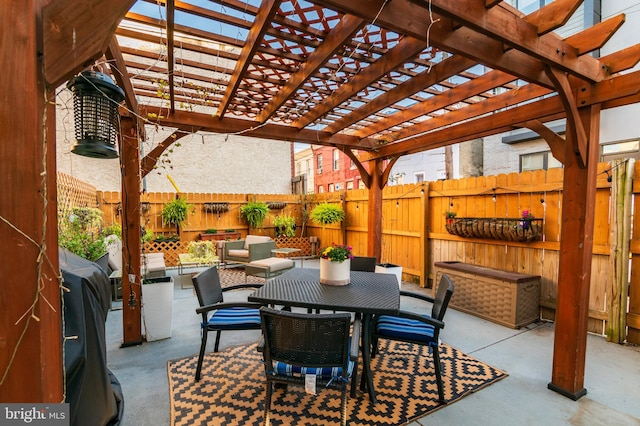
xmin=59 ymin=249 xmax=124 ymax=426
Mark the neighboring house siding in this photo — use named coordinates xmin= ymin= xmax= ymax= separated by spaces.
xmin=56 ymin=91 xmax=293 ymax=194
xmin=311 ymin=145 xmax=361 ymax=192
xmin=294 ymin=147 xmax=315 ymax=193
xmin=600 ymin=0 xmax=640 ymax=145
xmin=390 ymin=149 xmax=448 ymax=183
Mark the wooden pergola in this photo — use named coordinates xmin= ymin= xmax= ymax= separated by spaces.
xmin=2 ymin=0 xmax=640 ymax=403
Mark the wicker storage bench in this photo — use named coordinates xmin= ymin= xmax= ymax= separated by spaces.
xmin=433 ymin=261 xmax=540 ymax=329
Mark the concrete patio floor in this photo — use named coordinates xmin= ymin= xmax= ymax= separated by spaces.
xmin=105 ymin=260 xmax=640 ymax=425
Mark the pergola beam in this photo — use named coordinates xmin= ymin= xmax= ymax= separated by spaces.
xmin=141 ymin=106 xmax=378 ymax=149
xmin=166 ymin=0 xmax=176 ymax=113
xmin=565 ymin=14 xmax=626 ymax=56
xmin=546 ymin=66 xmax=587 ymax=167
xmin=330 ymin=55 xmax=476 ymax=137
xmin=141 ymin=129 xmax=196 ymax=177
xmin=377 ymin=83 xmax=553 ymax=150
xmin=294 ymin=36 xmax=427 ymax=129
xmin=217 ymin=0 xmax=280 ymax=118
xmin=355 ymin=67 xmax=516 ymax=139
xmin=313 ymin=0 xmax=552 ymax=88
xmin=42 ymin=0 xmax=136 ymax=86
xmin=257 ymin=14 xmax=366 ymax=124
xmin=523 ymin=0 xmax=583 ymax=36
xmin=523 ymin=120 xmax=567 ymax=164
xmin=423 ymin=0 xmax=605 ymax=82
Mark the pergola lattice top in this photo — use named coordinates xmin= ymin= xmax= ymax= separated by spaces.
xmin=97 ymin=0 xmax=639 ymax=165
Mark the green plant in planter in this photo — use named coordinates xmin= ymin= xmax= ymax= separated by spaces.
xmin=240 ymin=200 xmax=270 ymax=230
xmin=103 ymin=222 xmax=122 ymax=239
xmin=161 ymin=197 xmax=194 ymax=233
xmin=274 ymin=214 xmax=296 ymax=238
xmin=141 ymin=227 xmax=154 ymax=243
xmin=58 ymin=207 xmax=109 ymax=261
xmin=153 ymin=234 xmax=180 ymax=242
xmin=204 ymin=228 xmax=218 ymax=234
xmin=310 ymin=202 xmax=345 ymax=228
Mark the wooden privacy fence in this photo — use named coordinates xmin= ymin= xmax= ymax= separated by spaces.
xmin=60 ymin=159 xmax=640 ymax=344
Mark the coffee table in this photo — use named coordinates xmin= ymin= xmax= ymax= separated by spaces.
xmin=271 ymin=247 xmax=303 ymax=267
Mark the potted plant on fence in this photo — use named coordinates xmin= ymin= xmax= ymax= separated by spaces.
xmin=161 ymin=196 xmax=194 ymax=236
xmin=240 ymin=200 xmax=270 ymax=232
xmin=310 ymin=202 xmax=345 ymax=228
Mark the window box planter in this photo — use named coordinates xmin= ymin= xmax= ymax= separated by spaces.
xmin=445 ymin=217 xmax=543 ymax=242
xmin=199 ymin=231 xmax=241 ymax=241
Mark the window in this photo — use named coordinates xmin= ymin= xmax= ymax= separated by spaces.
xmin=333 ymin=149 xmax=339 ymax=170
xmin=296 ymin=161 xmax=301 ymax=175
xmin=513 ymin=0 xmax=550 ymax=14
xmin=357 ymin=178 xmax=365 ymax=189
xmin=414 ymin=172 xmax=425 ymax=183
xmin=346 ymin=180 xmax=354 ymax=190
xmin=305 ymin=159 xmax=311 ymax=175
xmin=520 ymin=151 xmax=562 ymax=172
xmin=601 ymin=140 xmax=640 ymax=162
xmin=328 ymin=183 xmax=334 ymax=192
xmin=350 ymin=159 xmax=356 ymax=169
xmin=317 ymin=154 xmax=323 ymax=174
xmin=317 ymin=185 xmax=324 ymax=193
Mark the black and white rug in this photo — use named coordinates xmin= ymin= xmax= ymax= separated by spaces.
xmin=168 ymin=340 xmax=507 ymax=425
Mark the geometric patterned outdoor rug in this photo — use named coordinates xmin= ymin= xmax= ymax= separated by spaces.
xmin=168 ymin=340 xmax=507 ymax=425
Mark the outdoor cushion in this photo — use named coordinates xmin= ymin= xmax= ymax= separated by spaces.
xmin=227 ymin=249 xmax=250 ymax=258
xmin=375 ymin=315 xmax=437 ymax=345
xmin=105 ymin=234 xmax=122 ymax=271
xmin=243 ymin=235 xmax=272 ymax=249
xmin=250 ymin=257 xmax=294 ymax=272
xmin=142 ymin=253 xmax=166 ymax=278
xmin=272 ymin=359 xmax=354 ymax=382
xmin=206 ymin=307 xmax=261 ymax=330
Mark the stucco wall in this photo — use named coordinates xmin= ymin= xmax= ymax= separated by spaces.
xmin=56 ymin=90 xmax=293 ymax=194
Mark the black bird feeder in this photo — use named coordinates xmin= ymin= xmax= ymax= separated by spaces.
xmin=67 ymin=70 xmax=125 ymax=159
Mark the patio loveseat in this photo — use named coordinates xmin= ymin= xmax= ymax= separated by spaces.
xmin=224 ymin=235 xmax=276 ymax=265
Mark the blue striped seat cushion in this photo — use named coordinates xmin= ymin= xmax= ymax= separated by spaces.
xmin=376 ymin=315 xmax=436 ymax=344
xmin=272 ymin=360 xmax=354 ymax=382
xmin=206 ymin=307 xmax=261 ymax=330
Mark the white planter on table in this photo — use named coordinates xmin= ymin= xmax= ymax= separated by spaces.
xmin=319 ymin=258 xmax=351 ymax=286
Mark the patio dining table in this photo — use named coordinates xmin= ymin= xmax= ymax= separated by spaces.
xmin=248 ymin=267 xmax=400 ymax=404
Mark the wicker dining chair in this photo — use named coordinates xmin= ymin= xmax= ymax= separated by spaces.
xmin=192 ymin=266 xmax=264 ymax=381
xmin=259 ymin=307 xmax=361 ymax=426
xmin=371 ymin=273 xmax=454 ymax=403
xmin=350 ymin=256 xmax=377 ymax=272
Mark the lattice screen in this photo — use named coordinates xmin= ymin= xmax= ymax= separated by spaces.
xmin=57 ymin=172 xmax=98 ymax=231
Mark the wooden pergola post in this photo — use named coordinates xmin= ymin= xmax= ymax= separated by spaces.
xmin=0 ymin=0 xmax=63 ymax=401
xmin=367 ymin=159 xmax=384 ymax=261
xmin=548 ymin=104 xmax=601 ymax=399
xmin=120 ymin=117 xmax=143 ymax=346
